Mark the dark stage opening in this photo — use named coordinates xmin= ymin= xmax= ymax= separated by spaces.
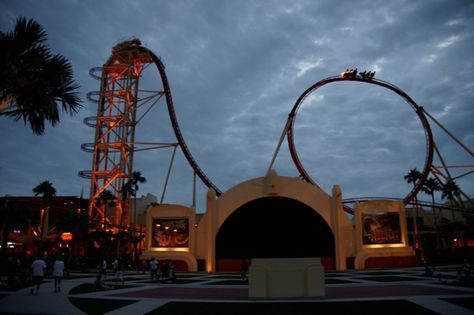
xmin=216 ymin=197 xmax=335 ymax=260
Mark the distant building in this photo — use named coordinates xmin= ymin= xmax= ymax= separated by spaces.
xmin=405 ymin=205 xmax=474 ymax=251
xmin=133 ymin=193 xmax=158 ymax=225
xmin=0 ymin=195 xmax=88 ymax=257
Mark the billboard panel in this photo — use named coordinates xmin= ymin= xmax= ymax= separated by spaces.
xmin=152 ymin=218 xmax=189 ymax=248
xmin=362 ymin=212 xmax=401 ymax=245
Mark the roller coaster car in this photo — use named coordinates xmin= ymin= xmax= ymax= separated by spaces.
xmin=112 ymin=38 xmax=142 ymax=52
xmin=359 ymin=70 xmax=376 ymax=79
xmin=341 ymin=68 xmax=358 ymax=79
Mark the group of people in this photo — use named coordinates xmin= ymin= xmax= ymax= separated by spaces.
xmin=94 ymin=257 xmax=125 ymax=290
xmin=149 ymin=258 xmax=176 ymax=282
xmin=93 ymin=257 xmax=180 ymax=289
xmin=423 ymin=259 xmax=472 ymax=285
xmin=29 ymin=256 xmax=65 ymax=295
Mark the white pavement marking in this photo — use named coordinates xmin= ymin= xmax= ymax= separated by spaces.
xmin=406 ymin=296 xmax=474 ymax=315
xmin=103 ymin=299 xmax=169 ymax=315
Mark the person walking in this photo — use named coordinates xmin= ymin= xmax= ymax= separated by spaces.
xmin=99 ymin=258 xmax=107 ymax=278
xmin=149 ymin=258 xmax=159 ymax=281
xmin=112 ymin=258 xmax=119 ymax=273
xmin=240 ymin=259 xmax=249 ymax=280
xmin=30 ymin=256 xmax=47 ymax=295
xmin=462 ymin=259 xmax=471 ymax=280
xmin=53 ymin=257 xmax=65 ymax=293
xmin=113 ymin=258 xmax=124 ymax=285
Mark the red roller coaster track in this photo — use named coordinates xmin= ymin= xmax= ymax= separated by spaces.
xmin=80 ymin=44 xmax=221 ymax=226
xmin=82 ymin=43 xmax=439 ymax=222
xmin=144 ymin=47 xmax=222 ymax=196
xmin=286 ymin=75 xmax=434 ymax=213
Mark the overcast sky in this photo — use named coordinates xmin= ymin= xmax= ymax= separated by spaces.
xmin=1 ymin=0 xmax=473 ymax=212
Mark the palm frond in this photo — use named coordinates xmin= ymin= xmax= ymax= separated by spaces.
xmin=0 ymin=17 xmax=82 ymax=135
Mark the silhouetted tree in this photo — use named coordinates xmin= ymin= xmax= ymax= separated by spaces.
xmin=441 ymin=179 xmax=462 ymax=220
xmin=33 ymin=180 xmax=56 ymax=249
xmin=404 ymin=168 xmax=423 ymax=247
xmin=0 ymin=17 xmax=81 ymax=134
xmin=421 ymin=177 xmax=442 ymax=227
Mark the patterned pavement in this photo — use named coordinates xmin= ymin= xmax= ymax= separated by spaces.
xmin=0 ymin=265 xmax=473 ymax=314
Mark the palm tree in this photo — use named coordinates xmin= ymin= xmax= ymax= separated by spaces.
xmin=0 ymin=17 xmax=81 ymax=135
xmin=404 ymin=168 xmax=423 ymax=188
xmin=421 ymin=177 xmax=442 ymax=227
xmin=120 ymin=181 xmax=134 ymax=203
xmin=122 ymin=171 xmax=147 ymax=226
xmin=95 ymin=190 xmax=116 ymax=228
xmin=122 ymin=171 xmax=146 ymax=265
xmin=441 ymin=179 xmax=462 ymax=220
xmin=33 ymin=180 xmax=56 ymax=202
xmin=130 ymin=171 xmax=146 ymax=226
xmin=404 ymin=168 xmax=423 ymax=248
xmin=33 ymin=180 xmax=56 ymax=245
xmin=33 ymin=180 xmax=55 ymax=255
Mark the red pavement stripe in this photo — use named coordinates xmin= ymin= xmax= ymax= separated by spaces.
xmin=111 ymin=287 xmax=248 ymax=300
xmin=109 ymin=284 xmax=467 ymax=301
xmin=326 ymin=284 xmax=468 ymax=299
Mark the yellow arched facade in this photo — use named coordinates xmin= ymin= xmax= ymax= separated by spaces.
xmin=141 ymin=171 xmax=414 ymax=271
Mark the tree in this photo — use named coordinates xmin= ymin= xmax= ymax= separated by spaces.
xmin=95 ymin=190 xmax=116 ymax=228
xmin=33 ymin=180 xmax=56 ymax=244
xmin=421 ymin=177 xmax=442 ymax=227
xmin=441 ymin=179 xmax=462 ymax=220
xmin=404 ymin=168 xmax=423 ymax=187
xmin=404 ymin=168 xmax=423 ymax=248
xmin=130 ymin=171 xmax=146 ymax=226
xmin=121 ymin=171 xmax=147 ymax=226
xmin=33 ymin=180 xmax=56 ymax=203
xmin=0 ymin=17 xmax=82 ymax=135
xmin=122 ymin=171 xmax=146 ymax=264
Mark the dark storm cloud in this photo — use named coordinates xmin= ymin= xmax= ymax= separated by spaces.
xmin=0 ymin=0 xmax=472 ymax=210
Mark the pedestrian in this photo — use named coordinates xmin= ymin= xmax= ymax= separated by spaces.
xmin=241 ymin=259 xmax=248 ymax=280
xmin=168 ymin=261 xmax=176 ymax=283
xmin=161 ymin=260 xmax=169 ymax=282
xmin=52 ymin=256 xmax=65 ymax=293
xmin=30 ymin=256 xmax=47 ymax=295
xmin=112 ymin=258 xmax=119 ymax=273
xmin=462 ymin=259 xmax=471 ymax=279
xmin=149 ymin=258 xmax=159 ymax=281
xmin=457 ymin=270 xmax=465 ymax=284
xmin=115 ymin=260 xmax=124 ymax=285
xmin=94 ymin=274 xmax=110 ymax=291
xmin=99 ymin=258 xmax=107 ymax=278
xmin=141 ymin=260 xmax=147 ymax=274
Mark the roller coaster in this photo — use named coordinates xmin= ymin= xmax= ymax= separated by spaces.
xmin=284 ymin=71 xmax=434 ymax=214
xmin=80 ymin=43 xmax=473 ymax=226
xmin=79 ymin=40 xmax=221 ymax=226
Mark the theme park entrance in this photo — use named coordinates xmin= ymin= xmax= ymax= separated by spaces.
xmin=215 ymin=196 xmax=335 ymax=271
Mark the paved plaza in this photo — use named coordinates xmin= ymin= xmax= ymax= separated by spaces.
xmin=0 ymin=265 xmax=473 ymax=314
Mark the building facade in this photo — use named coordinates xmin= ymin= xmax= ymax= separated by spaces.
xmin=141 ymin=171 xmax=416 ymax=271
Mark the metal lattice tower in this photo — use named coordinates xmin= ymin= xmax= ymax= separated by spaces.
xmin=79 ymin=40 xmax=223 ymax=230
xmin=80 ymin=39 xmax=166 ymax=228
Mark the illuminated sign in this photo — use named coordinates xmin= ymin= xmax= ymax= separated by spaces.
xmin=362 ymin=212 xmax=401 ymax=245
xmin=60 ymin=232 xmax=73 ymax=241
xmin=152 ymin=218 xmax=189 ymax=248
